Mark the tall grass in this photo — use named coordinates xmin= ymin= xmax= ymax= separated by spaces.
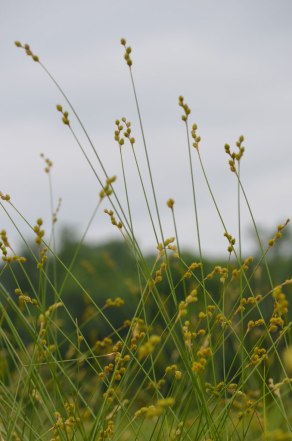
xmin=0 ymin=39 xmax=291 ymax=441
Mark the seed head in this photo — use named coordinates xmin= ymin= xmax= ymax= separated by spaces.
xmin=15 ymin=41 xmax=40 ymax=62
xmin=0 ymin=192 xmax=11 ymax=202
xmin=178 ymin=95 xmax=191 ymax=122
xmin=121 ymin=38 xmax=133 ymax=67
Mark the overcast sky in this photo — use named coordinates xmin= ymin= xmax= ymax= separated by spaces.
xmin=1 ymin=1 xmax=292 ymax=257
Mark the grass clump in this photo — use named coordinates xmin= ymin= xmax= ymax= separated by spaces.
xmin=0 ymin=38 xmax=291 ymax=441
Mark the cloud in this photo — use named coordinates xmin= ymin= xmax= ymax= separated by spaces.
xmin=1 ymin=1 xmax=291 ymax=256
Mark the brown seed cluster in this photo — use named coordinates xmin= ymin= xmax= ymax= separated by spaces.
xmin=99 ymin=176 xmax=116 ymax=200
xmin=52 ymin=197 xmax=62 ymax=224
xmin=14 ymin=41 xmax=39 ymax=62
xmin=0 ymin=191 xmax=10 ymax=201
xmin=134 ymin=397 xmax=175 ymax=419
xmin=178 ymin=96 xmax=191 ymax=122
xmin=231 ymin=256 xmax=253 ymax=280
xmin=182 ymin=261 xmax=202 ymax=279
xmin=97 ymin=419 xmax=114 ymax=441
xmin=235 ymin=294 xmax=263 ymax=314
xmin=40 ymin=153 xmax=53 ymax=173
xmin=166 ymin=198 xmax=175 ymax=209
xmin=224 ymin=135 xmax=245 ymax=173
xmin=105 ymin=297 xmax=124 ymax=308
xmin=114 ymin=117 xmax=135 ymax=147
xmin=191 ymin=123 xmax=201 ymax=150
xmin=104 ymin=209 xmax=123 ymax=229
xmin=192 ymin=346 xmax=212 ymax=374
xmin=15 ymin=288 xmax=38 ymax=308
xmin=181 ymin=320 xmax=206 ymax=349
xmin=51 ymin=402 xmax=80 ymax=441
xmin=224 ymin=231 xmax=236 ymax=254
xmin=268 ymin=285 xmax=289 ymax=333
xmin=268 ymin=219 xmax=290 ymax=248
xmin=206 ymin=265 xmax=228 ymax=284
xmin=0 ymin=230 xmax=26 ymax=264
xmin=248 ymin=347 xmax=267 ymax=366
xmin=138 ymin=334 xmax=161 ymax=360
xmin=33 ymin=218 xmax=45 ymax=245
xmin=157 ymin=237 xmax=176 ymax=256
xmin=120 ymin=38 xmax=133 ymax=67
xmin=56 ymin=104 xmax=70 ymax=126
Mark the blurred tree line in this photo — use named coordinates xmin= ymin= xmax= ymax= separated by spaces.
xmin=0 ymin=225 xmax=291 ymax=347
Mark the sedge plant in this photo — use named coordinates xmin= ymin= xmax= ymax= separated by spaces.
xmin=0 ymin=39 xmax=291 ymax=441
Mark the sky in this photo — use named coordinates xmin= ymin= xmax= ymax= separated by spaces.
xmin=1 ymin=1 xmax=292 ymax=257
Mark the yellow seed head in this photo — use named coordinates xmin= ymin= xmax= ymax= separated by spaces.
xmin=167 ymin=198 xmax=174 ymax=208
